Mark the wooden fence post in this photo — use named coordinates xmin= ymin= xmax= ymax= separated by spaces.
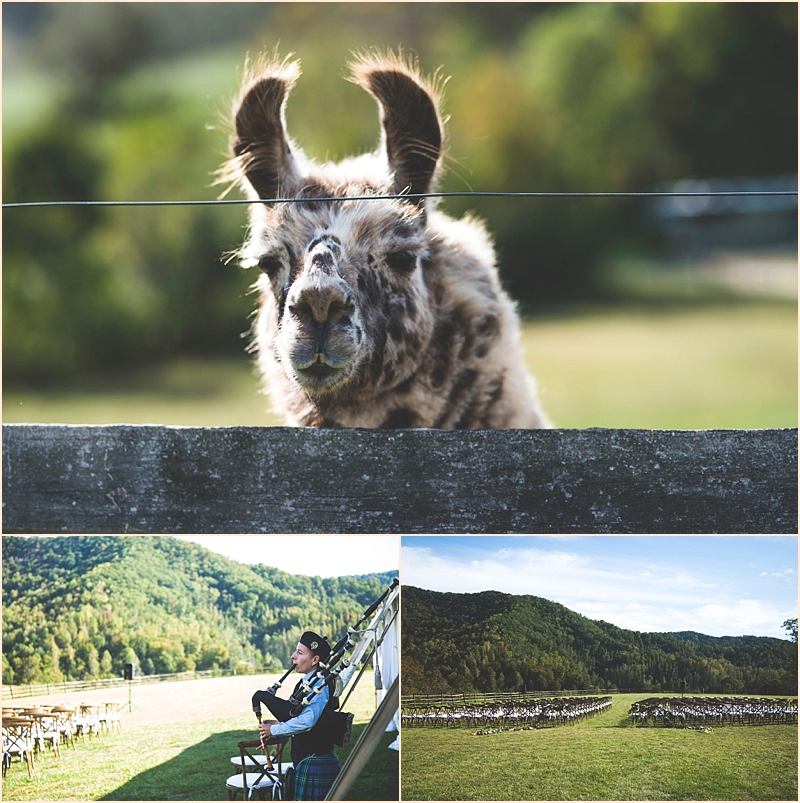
xmin=2 ymin=424 xmax=796 ymax=533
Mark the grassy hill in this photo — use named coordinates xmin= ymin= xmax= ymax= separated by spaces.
xmin=2 ymin=535 xmax=396 ymax=685
xmin=402 ymin=586 xmax=796 ymax=696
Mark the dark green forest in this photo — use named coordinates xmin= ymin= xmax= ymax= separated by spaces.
xmin=402 ymin=587 xmax=797 ymax=697
xmin=1 ymin=535 xmax=397 ymax=685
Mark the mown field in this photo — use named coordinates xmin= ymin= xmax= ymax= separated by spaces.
xmin=401 ymin=693 xmax=798 ymax=801
xmin=3 ymin=301 xmax=796 ymax=430
xmin=2 ymin=671 xmax=398 ymax=801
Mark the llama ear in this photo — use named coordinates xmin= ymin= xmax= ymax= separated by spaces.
xmin=351 ymin=54 xmax=444 ymax=199
xmin=229 ymin=56 xmax=301 ymax=200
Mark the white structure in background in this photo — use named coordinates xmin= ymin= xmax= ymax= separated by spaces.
xmin=338 ymin=579 xmax=400 ymax=751
xmin=651 ymin=173 xmax=798 ymax=256
xmin=647 ymin=173 xmax=798 ymax=299
xmin=375 ymin=587 xmax=399 ymax=750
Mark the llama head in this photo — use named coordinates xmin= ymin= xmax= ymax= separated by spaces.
xmin=223 ymin=52 xmax=446 ymax=409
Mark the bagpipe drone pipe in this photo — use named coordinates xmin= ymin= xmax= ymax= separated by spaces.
xmin=251 ymin=577 xmax=399 ymax=749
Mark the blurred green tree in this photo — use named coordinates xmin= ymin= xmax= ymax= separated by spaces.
xmin=2 ymin=2 xmax=796 ymax=385
xmin=441 ymin=2 xmax=797 ymax=298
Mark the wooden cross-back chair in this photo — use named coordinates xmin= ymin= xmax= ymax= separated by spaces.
xmin=26 ymin=709 xmax=61 ymax=758
xmin=226 ymin=737 xmax=290 ymax=801
xmin=2 ymin=717 xmax=36 ymax=778
xmin=76 ymin=703 xmax=101 ymax=740
xmin=50 ymin=706 xmax=77 ymax=750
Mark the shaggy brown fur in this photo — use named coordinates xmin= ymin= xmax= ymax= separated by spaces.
xmin=220 ymin=51 xmax=549 ymax=429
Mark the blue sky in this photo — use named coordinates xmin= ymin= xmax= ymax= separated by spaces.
xmin=401 ymin=536 xmax=797 ymax=639
xmin=177 ymin=535 xmax=399 ymax=577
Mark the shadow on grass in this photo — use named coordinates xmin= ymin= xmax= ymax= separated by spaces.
xmin=102 ymin=728 xmax=251 ymax=801
xmin=101 ymin=724 xmax=398 ymax=801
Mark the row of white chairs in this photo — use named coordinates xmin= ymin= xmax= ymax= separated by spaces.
xmin=2 ymin=701 xmax=122 ymax=778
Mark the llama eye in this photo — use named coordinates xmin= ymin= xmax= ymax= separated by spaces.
xmin=386 ymin=252 xmax=417 ymax=274
xmin=258 ymin=255 xmax=283 ymax=276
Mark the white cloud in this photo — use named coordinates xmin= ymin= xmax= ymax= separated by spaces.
xmin=403 ymin=544 xmax=713 ymax=607
xmin=694 ymin=599 xmax=790 ymax=636
xmin=401 ymin=542 xmax=796 ymax=638
xmin=577 ymin=598 xmax=794 ymax=637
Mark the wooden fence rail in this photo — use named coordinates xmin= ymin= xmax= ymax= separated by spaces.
xmin=401 ymin=689 xmax=627 ymax=706
xmin=1 ymin=668 xmax=240 ymax=700
xmin=2 ymin=424 xmax=796 ymax=534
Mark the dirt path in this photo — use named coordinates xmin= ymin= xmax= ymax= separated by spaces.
xmin=11 ymin=671 xmax=378 ymax=730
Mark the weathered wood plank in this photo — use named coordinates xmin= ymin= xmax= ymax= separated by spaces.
xmin=2 ymin=425 xmax=796 ymax=534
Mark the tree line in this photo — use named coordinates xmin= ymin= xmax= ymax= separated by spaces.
xmin=402 ymin=586 xmax=797 ymax=697
xmin=2 ymin=535 xmax=396 ymax=685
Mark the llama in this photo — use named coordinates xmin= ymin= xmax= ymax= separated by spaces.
xmin=220 ymin=51 xmax=550 ymax=429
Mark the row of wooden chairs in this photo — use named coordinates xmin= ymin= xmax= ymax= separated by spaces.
xmin=629 ymin=696 xmax=798 ymax=727
xmin=2 ymin=700 xmax=122 ymax=778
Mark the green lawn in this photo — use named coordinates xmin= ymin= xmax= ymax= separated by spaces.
xmin=401 ymin=693 xmax=798 ymax=801
xmin=523 ymin=301 xmax=797 ymax=428
xmin=1 ymin=719 xmax=397 ymax=801
xmin=2 ymin=357 xmax=281 ymax=428
xmin=1 ymin=674 xmax=398 ymax=801
xmin=3 ymin=302 xmax=796 ymax=429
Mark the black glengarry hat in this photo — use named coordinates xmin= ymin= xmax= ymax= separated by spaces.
xmin=300 ymin=631 xmax=331 ymax=660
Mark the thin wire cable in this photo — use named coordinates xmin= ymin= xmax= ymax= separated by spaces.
xmin=2 ymin=190 xmax=797 ymax=208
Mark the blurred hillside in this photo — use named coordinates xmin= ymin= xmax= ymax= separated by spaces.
xmin=3 ymin=2 xmax=797 ymax=386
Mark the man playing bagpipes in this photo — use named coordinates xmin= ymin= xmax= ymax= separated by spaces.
xmin=252 ymin=579 xmax=398 ymax=800
xmin=254 ymin=632 xmax=348 ymax=800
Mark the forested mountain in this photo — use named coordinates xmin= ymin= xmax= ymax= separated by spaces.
xmin=2 ymin=536 xmax=397 ymax=685
xmin=402 ymin=587 xmax=796 ymax=697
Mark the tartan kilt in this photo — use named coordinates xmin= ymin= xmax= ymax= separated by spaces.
xmin=293 ymin=751 xmax=342 ymax=801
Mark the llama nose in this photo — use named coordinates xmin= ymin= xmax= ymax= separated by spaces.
xmin=290 ymin=281 xmax=351 ymax=325
xmin=288 ymin=242 xmax=352 ymax=325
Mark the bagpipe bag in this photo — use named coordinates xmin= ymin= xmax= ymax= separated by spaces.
xmin=252 ymin=688 xmax=354 ymax=748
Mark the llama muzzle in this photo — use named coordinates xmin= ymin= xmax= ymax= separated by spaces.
xmin=281 ymin=247 xmax=362 ymax=394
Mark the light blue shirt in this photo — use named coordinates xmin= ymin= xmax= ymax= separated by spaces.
xmin=270 ymin=672 xmax=330 ymax=737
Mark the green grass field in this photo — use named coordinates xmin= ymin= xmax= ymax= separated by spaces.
xmin=3 ymin=719 xmax=397 ymax=801
xmin=1 ymin=673 xmax=398 ymax=801
xmin=4 ymin=302 xmax=796 ymax=430
xmin=400 ymin=694 xmax=798 ymax=801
